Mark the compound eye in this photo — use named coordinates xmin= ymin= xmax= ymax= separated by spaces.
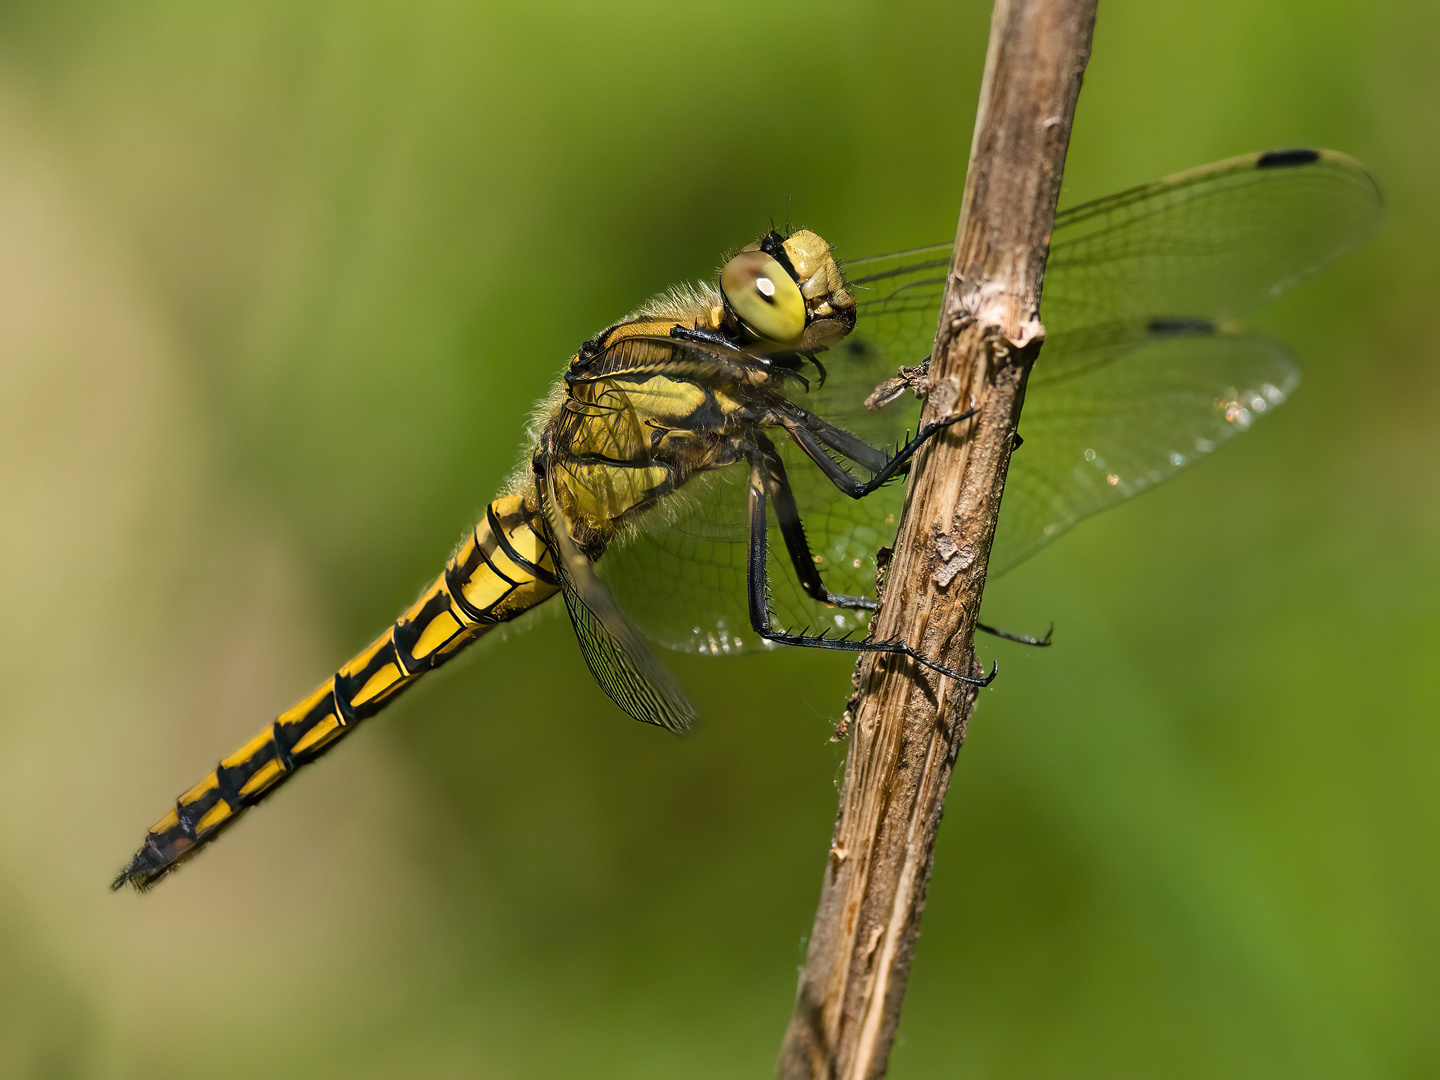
xmin=721 ymin=250 xmax=806 ymax=342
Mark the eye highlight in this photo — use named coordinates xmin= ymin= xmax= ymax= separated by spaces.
xmin=721 ymin=250 xmax=806 ymax=343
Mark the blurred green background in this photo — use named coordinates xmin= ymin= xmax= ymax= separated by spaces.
xmin=1 ymin=0 xmax=1436 ymax=1076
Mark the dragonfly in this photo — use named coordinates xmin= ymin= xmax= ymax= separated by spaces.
xmin=114 ymin=148 xmax=1382 ymax=891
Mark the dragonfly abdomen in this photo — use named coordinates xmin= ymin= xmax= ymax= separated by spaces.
xmin=113 ymin=494 xmax=558 ymax=890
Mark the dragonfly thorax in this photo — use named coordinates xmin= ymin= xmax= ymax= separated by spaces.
xmin=533 ymin=229 xmax=861 ymax=549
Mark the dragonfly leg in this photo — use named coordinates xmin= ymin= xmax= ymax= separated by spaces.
xmin=781 ymin=406 xmax=977 ymax=499
xmin=976 ymin=621 xmax=1053 ymax=647
xmin=744 ymin=444 xmax=996 ymax=687
xmin=781 ymin=406 xmax=889 ymax=472
xmin=756 ymin=432 xmax=877 ymax=612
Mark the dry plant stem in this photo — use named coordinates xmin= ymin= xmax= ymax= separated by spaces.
xmin=777 ymin=1 xmax=1097 ymax=1077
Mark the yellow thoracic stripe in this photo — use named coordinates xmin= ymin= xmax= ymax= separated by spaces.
xmin=112 ymin=494 xmax=558 ymax=890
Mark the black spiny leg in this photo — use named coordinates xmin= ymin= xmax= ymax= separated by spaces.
xmin=782 ymin=407 xmax=977 ymax=499
xmin=744 ymin=444 xmax=996 ymax=687
xmin=755 ymin=433 xmax=876 ymax=613
xmin=976 ymin=622 xmax=1053 ymax=647
xmin=759 ymin=434 xmax=1050 ymax=644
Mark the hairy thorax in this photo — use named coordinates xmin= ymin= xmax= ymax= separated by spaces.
xmin=532 ymin=229 xmax=856 ymax=551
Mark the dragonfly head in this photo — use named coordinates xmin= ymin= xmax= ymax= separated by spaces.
xmin=720 ymin=229 xmax=856 ymax=353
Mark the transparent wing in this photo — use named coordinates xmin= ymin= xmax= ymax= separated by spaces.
xmin=600 ymin=470 xmax=755 ymax=656
xmin=843 ymin=149 xmax=1384 ymax=342
xmin=841 ymin=244 xmax=952 ymax=370
xmin=600 ymin=441 xmax=905 ymax=656
xmin=1042 ymin=149 xmax=1384 ymax=328
xmin=840 ymin=148 xmax=1381 ymax=574
xmin=991 ymin=320 xmax=1300 ymax=574
xmin=541 ymin=473 xmax=696 ymax=733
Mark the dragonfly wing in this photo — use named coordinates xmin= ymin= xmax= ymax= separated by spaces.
xmin=991 ymin=320 xmax=1300 ymax=574
xmin=842 ymin=150 xmax=1383 ymax=347
xmin=1043 ymin=149 xmax=1384 ymax=328
xmin=601 ymin=455 xmax=899 ymax=656
xmin=840 ymin=150 xmax=1377 ymax=573
xmin=841 ymin=244 xmax=952 ymax=370
xmin=541 ymin=471 xmax=696 ymax=733
xmin=601 ymin=468 xmax=756 ymax=656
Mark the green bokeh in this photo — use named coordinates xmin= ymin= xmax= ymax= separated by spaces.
xmin=0 ymin=0 xmax=1435 ymax=1076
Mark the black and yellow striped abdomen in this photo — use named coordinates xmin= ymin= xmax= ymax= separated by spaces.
xmin=114 ymin=494 xmax=558 ymax=890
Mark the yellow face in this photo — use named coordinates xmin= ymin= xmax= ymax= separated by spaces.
xmin=719 ymin=229 xmax=855 ymax=351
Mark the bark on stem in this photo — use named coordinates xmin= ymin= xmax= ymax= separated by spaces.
xmin=777 ymin=2 xmax=1097 ymax=1077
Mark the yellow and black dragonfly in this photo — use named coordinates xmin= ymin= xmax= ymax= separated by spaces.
xmin=114 ymin=149 xmax=1381 ymax=891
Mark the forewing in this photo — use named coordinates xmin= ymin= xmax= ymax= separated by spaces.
xmin=842 ymin=244 xmax=952 ymax=369
xmin=991 ymin=320 xmax=1300 ymax=574
xmin=541 ymin=472 xmax=696 ymax=733
xmin=1043 ymin=149 xmax=1384 ymax=329
xmin=842 ymin=150 xmax=1382 ymax=355
xmin=840 ymin=149 xmax=1378 ymax=573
